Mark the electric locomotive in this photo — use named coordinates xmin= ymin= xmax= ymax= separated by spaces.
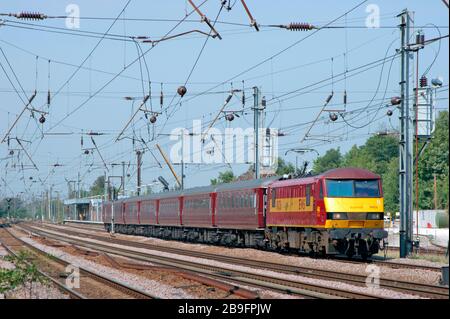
xmin=265 ymin=168 xmax=388 ymax=258
xmin=103 ymin=167 xmax=387 ymax=259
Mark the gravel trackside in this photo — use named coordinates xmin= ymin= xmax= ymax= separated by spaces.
xmin=34 ymin=224 xmax=444 ymax=286
xmin=18 ymin=226 xmax=427 ymax=299
xmin=19 ymin=236 xmax=195 ymax=299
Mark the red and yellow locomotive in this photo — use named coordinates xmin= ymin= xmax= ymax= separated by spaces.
xmin=103 ymin=168 xmax=387 ymax=258
xmin=266 ymin=168 xmax=387 ymax=258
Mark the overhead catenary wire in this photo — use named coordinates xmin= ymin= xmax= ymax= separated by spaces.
xmin=0 ymin=47 xmax=44 ymax=142
xmin=45 ymin=0 xmax=132 ymax=112
xmin=156 ymin=1 xmax=225 ymax=138
xmin=3 ymin=2 xmax=448 ymax=197
xmin=45 ymin=0 xmax=208 ymax=134
xmin=156 ymin=0 xmax=370 ymax=137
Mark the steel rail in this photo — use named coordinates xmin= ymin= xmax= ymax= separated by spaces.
xmin=3 ymin=228 xmax=157 ymax=299
xmin=19 ymin=224 xmax=392 ymax=299
xmin=0 ymin=229 xmax=85 ymax=299
xmin=30 ymin=223 xmax=449 ymax=299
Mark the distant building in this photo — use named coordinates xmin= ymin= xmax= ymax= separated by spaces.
xmin=64 ymin=197 xmax=104 ymax=222
xmin=413 ymin=210 xmax=449 ymax=228
xmin=63 ymin=198 xmax=90 ymax=221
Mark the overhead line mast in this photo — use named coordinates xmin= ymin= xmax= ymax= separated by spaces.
xmin=398 ymin=9 xmax=414 ymax=258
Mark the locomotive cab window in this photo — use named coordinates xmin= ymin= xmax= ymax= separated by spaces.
xmin=326 ymin=179 xmax=380 ymax=197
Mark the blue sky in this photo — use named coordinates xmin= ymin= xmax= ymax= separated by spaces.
xmin=0 ymin=0 xmax=448 ymax=198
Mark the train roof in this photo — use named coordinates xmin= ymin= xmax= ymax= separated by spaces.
xmin=112 ymin=169 xmax=379 ymax=203
xmin=269 ymin=176 xmax=318 ymax=188
xmin=214 ymin=176 xmax=279 ymax=192
xmin=320 ymin=167 xmax=381 ymax=180
xmin=269 ymin=168 xmax=380 ymax=188
xmin=116 ymin=176 xmax=279 ymax=203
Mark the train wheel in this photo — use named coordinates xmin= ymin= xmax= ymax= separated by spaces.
xmin=360 ymin=251 xmax=368 ymax=261
xmin=346 ymin=240 xmax=355 ymax=259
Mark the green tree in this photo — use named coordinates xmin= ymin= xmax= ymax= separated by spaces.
xmin=89 ymin=175 xmax=105 ymax=196
xmin=276 ymin=158 xmax=296 ymax=176
xmin=417 ymin=111 xmax=449 ymax=209
xmin=313 ymin=148 xmax=342 ymax=174
xmin=342 ymin=135 xmax=398 ymax=176
xmin=0 ymin=197 xmax=31 ymax=219
xmin=211 ymin=170 xmax=235 ymax=185
xmin=310 ymin=111 xmax=448 ymax=212
xmin=382 ymin=157 xmax=399 ymax=213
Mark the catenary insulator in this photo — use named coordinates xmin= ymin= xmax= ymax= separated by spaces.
xmin=420 ymin=75 xmax=428 ymax=88
xmin=9 ymin=150 xmax=14 ymax=156
xmin=325 ymin=92 xmax=334 ymax=105
xmin=149 ymin=115 xmax=157 ymax=124
xmin=13 ymin=12 xmax=47 ymax=20
xmin=39 ymin=115 xmax=46 ymax=123
xmin=387 ymin=110 xmax=393 ymax=116
xmin=285 ymin=22 xmax=315 ymax=31
xmin=416 ymin=33 xmax=425 ymax=46
xmin=84 ymin=150 xmax=90 ymax=155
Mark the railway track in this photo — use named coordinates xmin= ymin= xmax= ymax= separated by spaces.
xmin=62 ymin=222 xmax=105 ymax=231
xmin=27 ymin=223 xmax=450 ymax=299
xmin=17 ymin=224 xmax=374 ymax=299
xmin=0 ymin=227 xmax=156 ymax=299
xmin=43 ymin=221 xmax=445 ymax=273
xmin=40 ymin=222 xmax=446 ymax=271
xmin=386 ymin=245 xmax=447 ymax=256
xmin=0 ymin=228 xmax=85 ymax=299
xmin=19 ymin=223 xmax=447 ymax=299
xmin=327 ymin=255 xmax=443 ymax=272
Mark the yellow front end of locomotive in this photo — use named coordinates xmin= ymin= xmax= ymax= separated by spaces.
xmin=323 ymin=197 xmax=384 ymax=229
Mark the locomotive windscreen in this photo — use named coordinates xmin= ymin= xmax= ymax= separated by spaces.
xmin=325 ymin=179 xmax=380 ymax=197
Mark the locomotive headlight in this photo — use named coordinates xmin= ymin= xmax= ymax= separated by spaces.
xmin=327 ymin=213 xmax=348 ymax=220
xmin=367 ymin=213 xmax=383 ymax=220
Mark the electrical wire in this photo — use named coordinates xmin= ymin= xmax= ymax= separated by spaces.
xmin=158 ymin=0 xmax=369 ymax=119
xmin=48 ymin=0 xmax=132 ymax=110
xmin=46 ymin=0 xmax=208 ymax=133
xmin=421 ymin=23 xmax=442 ymax=76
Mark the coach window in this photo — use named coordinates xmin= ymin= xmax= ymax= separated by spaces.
xmin=271 ymin=189 xmax=277 ymax=207
xmin=306 ymin=185 xmax=311 ymax=206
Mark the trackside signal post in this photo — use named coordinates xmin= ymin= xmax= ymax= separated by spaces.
xmin=398 ymin=9 xmax=414 ymax=257
xmin=253 ymin=87 xmax=261 ymax=179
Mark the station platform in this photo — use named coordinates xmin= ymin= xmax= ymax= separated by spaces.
xmin=63 ymin=220 xmax=104 ymax=225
